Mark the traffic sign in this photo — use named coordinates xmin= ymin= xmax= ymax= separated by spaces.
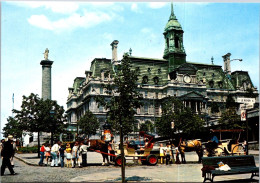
xmin=241 ymin=109 xmax=246 ymax=121
xmin=237 ymin=97 xmax=255 ymax=104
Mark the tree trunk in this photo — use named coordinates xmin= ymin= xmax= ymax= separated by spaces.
xmin=120 ymin=119 xmax=125 ymax=183
xmin=37 ymin=131 xmax=40 ymax=158
xmin=51 ymin=132 xmax=54 ymax=146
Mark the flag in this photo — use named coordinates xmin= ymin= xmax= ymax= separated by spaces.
xmin=12 ymin=93 xmax=14 ymax=103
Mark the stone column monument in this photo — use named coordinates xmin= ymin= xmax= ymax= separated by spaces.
xmin=40 ymin=48 xmax=53 ymax=100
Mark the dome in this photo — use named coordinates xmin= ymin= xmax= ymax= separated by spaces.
xmin=164 ymin=18 xmax=182 ymax=32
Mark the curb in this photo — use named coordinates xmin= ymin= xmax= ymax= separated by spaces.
xmin=14 ymin=155 xmax=38 ymax=166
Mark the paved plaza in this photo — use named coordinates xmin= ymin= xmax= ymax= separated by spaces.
xmin=1 ymin=151 xmax=259 ymax=182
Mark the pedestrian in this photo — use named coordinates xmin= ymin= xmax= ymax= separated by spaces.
xmin=38 ymin=143 xmax=46 ymax=166
xmin=10 ymin=138 xmax=17 ymax=168
xmin=109 ymin=138 xmax=115 ymax=162
xmin=242 ymin=139 xmax=247 ymax=155
xmin=165 ymin=143 xmax=171 ymax=165
xmin=59 ymin=143 xmax=65 ymax=168
xmin=159 ymin=143 xmax=165 ymax=164
xmin=1 ymin=135 xmax=16 ymax=176
xmin=51 ymin=141 xmax=59 ymax=167
xmin=71 ymin=142 xmax=79 ymax=168
xmin=79 ymin=141 xmax=88 ymax=167
xmin=45 ymin=144 xmax=51 ymax=166
xmin=0 ymin=139 xmax=5 ymax=153
xmin=65 ymin=143 xmax=72 ymax=168
xmin=77 ymin=142 xmax=82 ymax=168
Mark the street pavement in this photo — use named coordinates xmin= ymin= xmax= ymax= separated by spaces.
xmin=1 ymin=151 xmax=259 ymax=182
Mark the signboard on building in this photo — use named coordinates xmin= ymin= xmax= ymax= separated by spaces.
xmin=237 ymin=97 xmax=255 ymax=104
xmin=240 ymin=103 xmax=254 ymax=110
xmin=241 ymin=109 xmax=246 ymax=121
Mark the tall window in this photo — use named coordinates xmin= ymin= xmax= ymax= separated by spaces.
xmin=175 ymin=36 xmax=179 ymax=48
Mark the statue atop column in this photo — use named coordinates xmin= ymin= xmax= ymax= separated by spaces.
xmin=44 ymin=48 xmax=49 ymax=60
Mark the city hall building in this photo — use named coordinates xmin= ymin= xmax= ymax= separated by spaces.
xmin=66 ymin=5 xmax=259 ymax=140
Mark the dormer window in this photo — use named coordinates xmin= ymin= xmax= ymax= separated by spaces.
xmin=209 ymin=80 xmax=214 ymax=88
xmin=153 ymin=76 xmax=159 ymax=85
xmin=142 ymin=76 xmax=148 ymax=84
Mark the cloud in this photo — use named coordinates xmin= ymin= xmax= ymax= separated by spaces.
xmin=28 ymin=10 xmax=113 ymax=32
xmin=7 ymin=1 xmax=79 ymax=14
xmin=147 ymin=2 xmax=167 ymax=9
xmin=131 ymin=3 xmax=141 ymax=13
xmin=103 ymin=33 xmax=113 ymax=41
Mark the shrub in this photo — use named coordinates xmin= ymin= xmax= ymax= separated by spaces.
xmin=17 ymin=146 xmax=38 ymax=153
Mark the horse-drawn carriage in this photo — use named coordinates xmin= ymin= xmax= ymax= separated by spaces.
xmin=114 ymin=131 xmax=159 ymax=166
xmin=87 ymin=131 xmax=159 ymax=166
xmin=204 ymin=129 xmax=245 ymax=157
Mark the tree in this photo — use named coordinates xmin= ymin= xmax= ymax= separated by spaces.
xmin=3 ymin=116 xmax=24 ymax=141
xmin=96 ymin=53 xmax=142 ymax=182
xmin=78 ymin=111 xmax=99 ymax=138
xmin=226 ymin=94 xmax=236 ymax=109
xmin=155 ymin=97 xmax=205 ymax=139
xmin=211 ymin=102 xmax=220 ymax=113
xmin=13 ymin=93 xmax=66 ymax=157
xmin=218 ymin=108 xmax=244 ymax=129
xmin=140 ymin=121 xmax=155 ymax=133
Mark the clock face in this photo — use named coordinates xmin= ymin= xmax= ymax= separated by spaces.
xmin=184 ymin=75 xmax=191 ymax=83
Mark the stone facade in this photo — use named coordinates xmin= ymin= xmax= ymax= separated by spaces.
xmin=66 ymin=5 xmax=258 ymax=138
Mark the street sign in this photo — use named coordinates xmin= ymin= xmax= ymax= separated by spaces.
xmin=237 ymin=97 xmax=255 ymax=104
xmin=241 ymin=109 xmax=246 ymax=121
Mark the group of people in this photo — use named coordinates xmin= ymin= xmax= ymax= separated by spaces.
xmin=1 ymin=135 xmax=17 ymax=176
xmin=39 ymin=140 xmax=88 ymax=168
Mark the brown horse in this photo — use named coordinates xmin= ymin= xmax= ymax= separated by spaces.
xmin=87 ymin=139 xmax=110 ymax=165
xmin=179 ymin=139 xmax=203 ymax=163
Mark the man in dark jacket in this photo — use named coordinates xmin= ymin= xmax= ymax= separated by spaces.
xmin=1 ymin=136 xmax=16 ymax=176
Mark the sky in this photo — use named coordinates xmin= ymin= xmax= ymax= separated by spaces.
xmin=1 ymin=1 xmax=259 ymax=138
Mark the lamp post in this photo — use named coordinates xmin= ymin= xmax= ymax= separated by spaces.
xmin=50 ymin=108 xmax=55 ymax=146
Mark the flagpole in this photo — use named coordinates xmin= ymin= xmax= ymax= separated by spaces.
xmin=12 ymin=93 xmax=14 ymax=117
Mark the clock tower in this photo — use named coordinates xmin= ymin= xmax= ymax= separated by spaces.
xmin=163 ymin=3 xmax=186 ymax=73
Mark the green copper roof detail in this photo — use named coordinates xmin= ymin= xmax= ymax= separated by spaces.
xmin=164 ymin=3 xmax=182 ymax=32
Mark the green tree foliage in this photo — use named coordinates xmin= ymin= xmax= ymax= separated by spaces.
xmin=155 ymin=97 xmax=205 ymax=139
xmin=211 ymin=102 xmax=220 ymax=113
xmin=13 ymin=93 xmax=67 ymax=156
xmin=95 ymin=54 xmax=142 ymax=182
xmin=218 ymin=108 xmax=244 ymax=129
xmin=3 ymin=116 xmax=24 ymax=140
xmin=225 ymin=94 xmax=236 ymax=109
xmin=78 ymin=111 xmax=99 ymax=138
xmin=96 ymin=54 xmax=142 ymax=135
xmin=140 ymin=121 xmax=155 ymax=133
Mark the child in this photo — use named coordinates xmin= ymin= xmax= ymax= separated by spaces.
xmin=45 ymin=144 xmax=51 ymax=166
xmin=159 ymin=143 xmax=165 ymax=164
xmin=65 ymin=143 xmax=72 ymax=168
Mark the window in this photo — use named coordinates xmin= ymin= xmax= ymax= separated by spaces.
xmin=174 ymin=36 xmax=179 ymax=48
xmin=209 ymin=80 xmax=214 ymax=88
xmin=153 ymin=76 xmax=159 ymax=85
xmin=147 ymin=68 xmax=151 ymax=72
xmin=144 ymin=104 xmax=148 ymax=114
xmin=167 ymin=38 xmax=169 ymax=48
xmin=142 ymin=76 xmax=148 ymax=84
xmin=158 ymin=68 xmax=161 ymax=74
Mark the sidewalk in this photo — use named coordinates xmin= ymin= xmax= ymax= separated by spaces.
xmin=15 ymin=150 xmax=259 ymax=167
xmin=14 ymin=151 xmax=259 ymax=182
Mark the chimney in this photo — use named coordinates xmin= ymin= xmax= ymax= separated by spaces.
xmin=223 ymin=53 xmax=231 ymax=75
xmin=110 ymin=40 xmax=119 ymax=62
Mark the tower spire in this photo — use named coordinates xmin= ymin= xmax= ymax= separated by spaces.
xmin=169 ymin=2 xmax=176 ymax=20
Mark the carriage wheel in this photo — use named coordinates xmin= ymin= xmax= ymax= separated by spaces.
xmin=147 ymin=154 xmax=158 ymax=166
xmin=115 ymin=155 xmax=126 ymax=166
